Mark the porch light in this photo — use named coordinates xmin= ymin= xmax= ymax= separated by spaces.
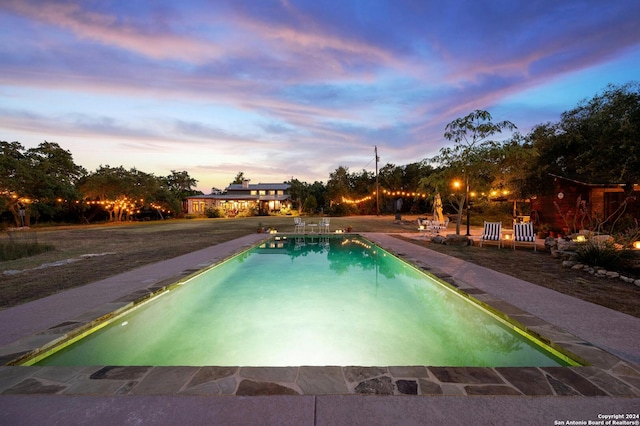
xmin=503 ymin=233 xmax=511 ymax=241
xmin=633 ymin=241 xmax=640 ymax=250
xmin=269 ymin=229 xmax=278 ymax=234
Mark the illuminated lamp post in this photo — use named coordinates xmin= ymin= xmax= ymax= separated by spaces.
xmin=453 ymin=180 xmax=462 ymax=235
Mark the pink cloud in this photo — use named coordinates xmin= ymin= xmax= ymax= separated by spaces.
xmin=3 ymin=0 xmax=225 ymax=63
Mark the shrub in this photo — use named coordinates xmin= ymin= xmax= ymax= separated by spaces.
xmin=614 ymin=220 xmax=640 ymax=249
xmin=0 ymin=241 xmax=54 ymax=261
xmin=204 ymin=207 xmax=222 ymax=218
xmin=329 ymin=203 xmax=357 ymax=216
xmin=575 ymin=241 xmax=635 ymax=270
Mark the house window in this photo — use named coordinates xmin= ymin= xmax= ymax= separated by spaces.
xmin=193 ymin=201 xmax=205 ymax=213
xmin=259 ymin=190 xmax=266 ymax=195
xmin=251 ymin=190 xmax=257 ymax=196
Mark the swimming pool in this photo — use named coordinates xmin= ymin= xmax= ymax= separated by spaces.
xmin=30 ymin=235 xmax=576 ymax=367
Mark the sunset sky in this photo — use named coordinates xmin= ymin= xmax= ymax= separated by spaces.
xmin=1 ymin=1 xmax=639 ymax=192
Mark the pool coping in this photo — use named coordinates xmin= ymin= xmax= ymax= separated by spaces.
xmin=0 ymin=233 xmax=639 ymax=399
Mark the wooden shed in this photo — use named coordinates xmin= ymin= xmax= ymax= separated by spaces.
xmin=530 ymin=174 xmax=639 ymax=233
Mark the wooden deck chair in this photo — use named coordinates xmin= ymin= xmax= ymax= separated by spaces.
xmin=512 ymin=222 xmax=537 ymax=251
xmin=479 ymin=221 xmax=502 ymax=248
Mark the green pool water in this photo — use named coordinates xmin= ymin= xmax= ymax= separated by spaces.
xmin=33 ymin=236 xmax=573 ymax=367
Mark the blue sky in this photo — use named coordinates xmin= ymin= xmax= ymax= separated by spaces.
xmin=1 ymin=0 xmax=639 ymax=192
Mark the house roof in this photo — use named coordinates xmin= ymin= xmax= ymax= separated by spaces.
xmin=186 ymin=194 xmax=290 ymax=201
xmin=186 ymin=182 xmax=291 ymax=201
xmin=226 ymin=183 xmax=290 ymax=191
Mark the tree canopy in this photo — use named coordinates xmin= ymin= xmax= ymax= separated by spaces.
xmin=425 ymin=110 xmax=517 ymax=234
xmin=525 ymin=82 xmax=640 ymax=194
xmin=0 ymin=142 xmax=200 ymax=225
xmin=0 ymin=141 xmax=85 ymax=226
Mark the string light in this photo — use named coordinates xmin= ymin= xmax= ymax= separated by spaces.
xmin=340 ymin=188 xmax=429 ymax=204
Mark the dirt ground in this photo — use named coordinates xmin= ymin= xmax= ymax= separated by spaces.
xmin=403 ymin=236 xmax=640 ymax=318
xmin=1 ymin=216 xmax=639 ymax=318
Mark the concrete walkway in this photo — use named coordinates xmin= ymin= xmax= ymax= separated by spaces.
xmin=1 ymin=232 xmax=638 ymax=425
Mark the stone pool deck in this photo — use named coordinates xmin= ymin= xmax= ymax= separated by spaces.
xmin=0 ymin=232 xmax=639 ymax=424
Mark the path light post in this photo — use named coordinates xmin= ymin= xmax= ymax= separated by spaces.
xmin=466 ymin=191 xmax=475 ymax=237
xmin=465 ymin=178 xmax=471 ymax=237
xmin=465 ymin=198 xmax=471 ymax=236
xmin=453 ymin=180 xmax=461 ymax=235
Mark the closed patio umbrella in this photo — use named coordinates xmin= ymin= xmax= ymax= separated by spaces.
xmin=433 ymin=193 xmax=445 ymax=223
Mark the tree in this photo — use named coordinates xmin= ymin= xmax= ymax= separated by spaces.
xmin=561 ymin=82 xmax=640 ymax=189
xmin=326 ymin=166 xmax=357 ymax=215
xmin=307 ymin=181 xmax=328 ymax=213
xmin=26 ymin=142 xmax=86 ymax=223
xmin=378 ymin=163 xmax=404 ymax=190
xmin=303 ymin=195 xmax=318 ymax=213
xmin=287 ymin=178 xmax=307 ymax=213
xmin=0 ymin=141 xmax=30 ymax=226
xmin=431 ymin=110 xmax=516 ymax=234
xmin=487 ymin=133 xmax=537 ymax=200
xmin=164 ymin=170 xmax=200 ymax=216
xmin=525 ymin=82 xmax=640 ymax=195
xmin=0 ymin=141 xmax=85 ymax=226
xmin=326 ymin=166 xmax=352 ymax=204
xmin=232 ymin=171 xmax=246 ymax=184
xmin=78 ymin=166 xmax=163 ymax=222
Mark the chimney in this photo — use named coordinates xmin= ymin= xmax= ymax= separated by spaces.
xmin=242 ymin=179 xmax=250 ymax=189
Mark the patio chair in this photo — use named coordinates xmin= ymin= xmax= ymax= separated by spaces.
xmin=512 ymin=222 xmax=537 ymax=251
xmin=294 ymin=217 xmax=305 ymax=233
xmin=479 ymin=221 xmax=503 ymax=248
xmin=319 ymin=217 xmax=330 ymax=234
xmin=418 ymin=218 xmax=432 ymax=237
xmin=432 ymin=219 xmax=449 ymax=234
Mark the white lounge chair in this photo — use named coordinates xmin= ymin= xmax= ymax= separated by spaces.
xmin=479 ymin=221 xmax=502 ymax=248
xmin=319 ymin=217 xmax=330 ymax=234
xmin=512 ymin=222 xmax=537 ymax=251
xmin=432 ymin=219 xmax=449 ymax=234
xmin=294 ymin=217 xmax=305 ymax=233
xmin=418 ymin=218 xmax=431 ymax=237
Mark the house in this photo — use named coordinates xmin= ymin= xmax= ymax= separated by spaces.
xmin=530 ymin=174 xmax=639 ymax=232
xmin=186 ymin=180 xmax=291 ymax=216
